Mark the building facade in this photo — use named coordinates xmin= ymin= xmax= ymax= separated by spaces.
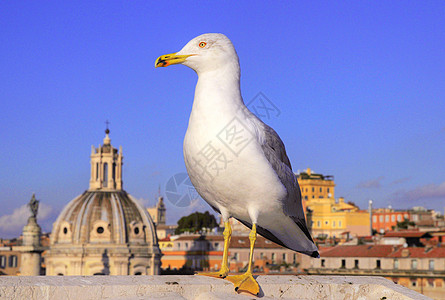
xmin=308 ymin=245 xmax=445 ymax=299
xmin=0 ymin=245 xmax=20 ymax=276
xmin=306 ymin=196 xmax=370 ymax=239
xmin=160 ymin=233 xmax=304 ymax=274
xmin=373 ymin=208 xmax=410 ymax=233
xmin=296 ymin=168 xmax=335 ymax=202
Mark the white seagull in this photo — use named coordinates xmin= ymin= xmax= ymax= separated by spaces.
xmin=156 ymin=33 xmax=318 ymax=295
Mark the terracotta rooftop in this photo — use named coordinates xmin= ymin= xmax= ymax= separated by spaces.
xmin=320 ymin=244 xmax=445 ymax=258
xmin=383 ymin=230 xmax=430 ymax=238
xmin=170 ymin=235 xmax=288 ymax=249
xmin=388 ymin=247 xmax=445 ymax=258
xmin=321 ymin=245 xmax=396 ymax=258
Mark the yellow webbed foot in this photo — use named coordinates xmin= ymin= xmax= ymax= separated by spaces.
xmin=226 ymin=272 xmax=259 ymax=296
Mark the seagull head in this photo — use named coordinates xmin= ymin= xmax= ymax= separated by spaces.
xmin=155 ymin=33 xmax=239 ymax=74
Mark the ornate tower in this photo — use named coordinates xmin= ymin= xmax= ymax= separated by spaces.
xmin=147 ymin=196 xmax=166 ymax=225
xmin=156 ymin=196 xmax=166 ymax=225
xmin=89 ymin=128 xmax=123 ymax=190
xmin=14 ymin=194 xmax=45 ymax=275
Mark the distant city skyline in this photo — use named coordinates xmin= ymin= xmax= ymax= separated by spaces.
xmin=1 ymin=1 xmax=444 ymax=238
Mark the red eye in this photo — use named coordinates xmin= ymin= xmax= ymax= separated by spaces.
xmin=199 ymin=42 xmax=207 ymax=48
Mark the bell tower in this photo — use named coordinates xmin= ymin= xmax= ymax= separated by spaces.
xmin=89 ymin=127 xmax=123 ymax=191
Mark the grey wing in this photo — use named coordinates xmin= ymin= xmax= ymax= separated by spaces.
xmin=257 ymin=122 xmax=316 ymax=244
xmin=258 ymin=122 xmax=306 ymax=220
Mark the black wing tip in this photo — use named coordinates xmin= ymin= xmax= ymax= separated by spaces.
xmin=311 ymin=251 xmax=320 ymax=258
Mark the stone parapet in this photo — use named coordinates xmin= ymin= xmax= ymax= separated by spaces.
xmin=0 ymin=275 xmax=430 ymax=300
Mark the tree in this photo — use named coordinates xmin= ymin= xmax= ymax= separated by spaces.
xmin=395 ymin=218 xmax=415 ymax=230
xmin=175 ymin=211 xmax=218 ymax=234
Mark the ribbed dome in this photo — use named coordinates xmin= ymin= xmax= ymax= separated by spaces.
xmin=51 ymin=190 xmax=157 ymax=246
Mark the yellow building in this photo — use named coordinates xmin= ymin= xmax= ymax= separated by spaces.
xmin=298 ymin=168 xmax=370 ymax=239
xmin=297 ymin=168 xmax=335 ymax=202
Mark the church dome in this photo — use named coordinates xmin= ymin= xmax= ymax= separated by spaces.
xmin=51 ymin=190 xmax=157 ymax=247
xmin=46 ymin=129 xmax=161 ymax=276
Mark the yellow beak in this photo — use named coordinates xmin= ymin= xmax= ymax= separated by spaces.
xmin=155 ymin=53 xmax=194 ymax=68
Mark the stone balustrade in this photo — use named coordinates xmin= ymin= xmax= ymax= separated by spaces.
xmin=0 ymin=275 xmax=430 ymax=299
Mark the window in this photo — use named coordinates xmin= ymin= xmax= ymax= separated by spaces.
xmin=427 ymin=278 xmax=434 ymax=287
xmin=312 ymin=195 xmax=314 ymax=199
xmin=338 ymin=221 xmax=342 ymax=227
xmin=373 ymin=216 xmax=377 ymax=223
xmin=385 ymin=215 xmax=389 ymax=222
xmin=391 ymin=215 xmax=395 ymax=222
xmin=177 ymin=243 xmax=180 ymax=249
xmin=411 ymin=279 xmax=417 ymax=287
xmin=293 ymin=253 xmax=296 ymax=264
xmin=214 ymin=242 xmax=219 ymax=249
xmin=376 ymin=260 xmax=381 ymax=269
xmin=411 ymin=259 xmax=417 ymax=270
xmin=341 ymin=259 xmax=346 ymax=269
xmin=317 ymin=221 xmax=321 ymax=227
xmin=397 ymin=215 xmax=402 ymax=222
xmin=234 ymin=253 xmax=239 ymax=261
xmin=260 ymin=252 xmax=264 ymax=259
xmin=312 ymin=187 xmax=315 ymax=192
xmin=319 ymin=188 xmax=322 ymax=192
xmin=185 ymin=242 xmax=188 ymax=249
xmin=305 ymin=196 xmax=308 ymax=200
xmin=271 ymin=253 xmax=276 ymax=262
xmin=327 ymin=188 xmax=330 ymax=193
xmin=325 ymin=221 xmax=329 ymax=225
xmin=96 ymin=163 xmax=99 ymax=180
xmin=394 ymin=259 xmax=399 ymax=270
xmin=429 ymin=260 xmax=435 ymax=270
xmin=333 ymin=221 xmax=336 ymax=228
xmin=354 ymin=259 xmax=359 ymax=269
xmin=321 ymin=259 xmax=325 ymax=267
xmin=103 ymin=163 xmax=108 ymax=187
xmin=379 ymin=216 xmax=383 ymax=222
xmin=282 ymin=253 xmax=286 ymax=261
xmin=8 ymin=255 xmax=17 ymax=268
xmin=0 ymin=255 xmax=6 ymax=268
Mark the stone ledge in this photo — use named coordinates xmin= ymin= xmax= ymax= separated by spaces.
xmin=0 ymin=275 xmax=430 ymax=300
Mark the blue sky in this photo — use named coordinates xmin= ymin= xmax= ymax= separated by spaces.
xmin=1 ymin=1 xmax=444 ymax=238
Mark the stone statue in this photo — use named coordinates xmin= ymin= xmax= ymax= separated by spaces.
xmin=28 ymin=194 xmax=39 ymax=219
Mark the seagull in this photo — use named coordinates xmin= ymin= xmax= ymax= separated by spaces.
xmin=156 ymin=33 xmax=318 ymax=295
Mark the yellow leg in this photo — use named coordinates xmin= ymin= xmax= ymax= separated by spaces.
xmin=196 ymin=221 xmax=231 ymax=278
xmin=226 ymin=224 xmax=260 ymax=296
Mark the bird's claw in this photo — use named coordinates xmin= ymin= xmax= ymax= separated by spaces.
xmin=226 ymin=272 xmax=259 ymax=296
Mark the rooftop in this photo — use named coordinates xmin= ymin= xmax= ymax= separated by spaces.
xmin=321 ymin=245 xmax=395 ymax=258
xmin=383 ymin=231 xmax=431 ymax=238
xmin=320 ymin=244 xmax=445 ymax=258
xmin=296 ymin=168 xmax=334 ymax=181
